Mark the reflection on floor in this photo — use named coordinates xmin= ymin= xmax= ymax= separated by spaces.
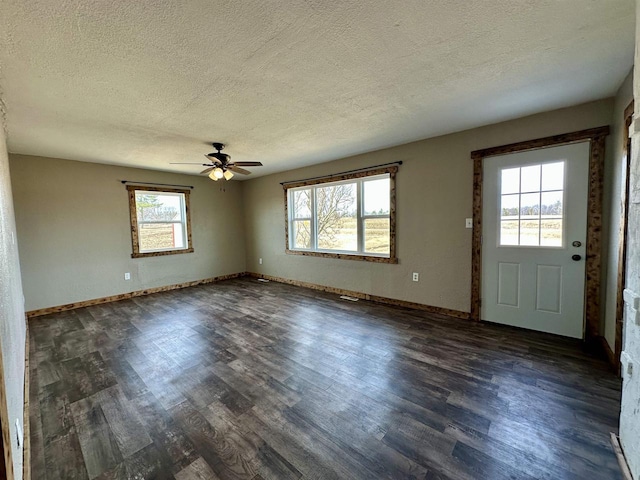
xmin=29 ymin=278 xmax=622 ymax=479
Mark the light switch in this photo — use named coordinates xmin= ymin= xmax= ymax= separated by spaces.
xmin=465 ymin=218 xmax=473 ymax=229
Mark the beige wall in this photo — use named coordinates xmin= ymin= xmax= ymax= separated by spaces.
xmin=10 ymin=155 xmax=247 ymax=312
xmin=243 ymin=99 xmax=614 ymax=314
xmin=0 ymin=122 xmax=26 ymax=475
xmin=602 ymin=70 xmax=634 ymax=351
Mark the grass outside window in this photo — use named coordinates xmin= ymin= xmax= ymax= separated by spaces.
xmin=284 ymin=167 xmax=397 ymax=263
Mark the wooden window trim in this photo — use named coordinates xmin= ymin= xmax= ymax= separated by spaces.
xmin=283 ymin=166 xmax=398 ymax=264
xmin=469 ymin=126 xmax=610 ymax=347
xmin=127 ymin=185 xmax=194 ymax=258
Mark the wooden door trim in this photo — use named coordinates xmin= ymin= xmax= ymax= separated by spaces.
xmin=615 ymin=101 xmax=634 ymax=370
xmin=470 ymin=126 xmax=610 ymax=345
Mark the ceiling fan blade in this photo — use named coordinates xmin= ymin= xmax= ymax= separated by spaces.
xmin=228 ymin=166 xmax=252 ymax=175
xmin=232 ymin=161 xmax=263 ymax=167
xmin=204 ymin=154 xmax=223 ymax=164
xmin=200 ymin=167 xmax=214 ymax=175
xmin=170 ymin=162 xmax=210 ymax=165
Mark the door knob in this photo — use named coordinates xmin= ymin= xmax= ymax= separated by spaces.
xmin=571 ymin=254 xmax=582 ymax=261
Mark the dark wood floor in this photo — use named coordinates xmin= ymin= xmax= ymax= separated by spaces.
xmin=29 ymin=278 xmax=623 ymax=479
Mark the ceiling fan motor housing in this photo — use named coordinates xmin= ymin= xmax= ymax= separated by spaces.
xmin=173 ymin=141 xmax=261 ymax=178
xmin=206 ymin=152 xmax=230 ymax=164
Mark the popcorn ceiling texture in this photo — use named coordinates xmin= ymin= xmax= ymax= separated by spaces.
xmin=0 ymin=0 xmax=634 ymax=178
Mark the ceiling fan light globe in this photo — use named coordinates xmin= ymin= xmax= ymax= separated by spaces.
xmin=213 ymin=168 xmax=224 ymax=179
xmin=223 ymin=170 xmax=234 ymax=180
xmin=208 ymin=170 xmax=219 ymax=181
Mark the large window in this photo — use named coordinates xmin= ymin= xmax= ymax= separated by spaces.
xmin=127 ymin=186 xmax=193 ymax=258
xmin=285 ymin=167 xmax=397 ymax=263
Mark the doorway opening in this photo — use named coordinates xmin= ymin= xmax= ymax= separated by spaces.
xmin=481 ymin=143 xmax=589 ymax=338
xmin=615 ymin=101 xmax=634 ymax=371
xmin=470 ymin=126 xmax=609 ymax=347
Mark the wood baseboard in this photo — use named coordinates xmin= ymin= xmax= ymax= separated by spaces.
xmin=610 ymin=433 xmax=633 ymax=480
xmin=23 ymin=320 xmax=30 ymax=480
xmin=247 ymin=272 xmax=470 ymax=320
xmin=27 ymin=270 xmax=470 ymax=321
xmin=26 ymin=272 xmax=248 ymax=318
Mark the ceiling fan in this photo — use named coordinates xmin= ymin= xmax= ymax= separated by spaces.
xmin=171 ymin=143 xmax=263 ymax=181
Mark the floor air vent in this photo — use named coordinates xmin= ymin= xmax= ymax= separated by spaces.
xmin=340 ymin=295 xmax=359 ymax=302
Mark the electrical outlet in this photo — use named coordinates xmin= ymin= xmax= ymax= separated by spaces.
xmin=124 ymin=272 xmax=131 ymax=280
xmin=259 ymin=258 xmax=263 ymax=265
xmin=412 ymin=272 xmax=419 ymax=282
xmin=465 ymin=218 xmax=473 ymax=229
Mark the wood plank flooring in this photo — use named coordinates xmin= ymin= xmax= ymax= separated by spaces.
xmin=29 ymin=278 xmax=623 ymax=479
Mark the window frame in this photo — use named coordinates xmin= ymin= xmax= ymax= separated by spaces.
xmin=284 ymin=166 xmax=397 ymax=263
xmin=127 ymin=185 xmax=194 ymax=258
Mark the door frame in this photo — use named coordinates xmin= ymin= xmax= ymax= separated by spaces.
xmin=470 ymin=126 xmax=609 ymax=346
xmin=615 ymin=101 xmax=634 ymax=369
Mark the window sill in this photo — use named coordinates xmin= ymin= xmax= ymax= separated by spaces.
xmin=285 ymin=248 xmax=398 ymax=264
xmin=132 ymin=247 xmax=194 ymax=259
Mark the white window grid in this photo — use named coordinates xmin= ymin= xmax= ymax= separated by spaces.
xmin=288 ymin=174 xmax=391 ymax=256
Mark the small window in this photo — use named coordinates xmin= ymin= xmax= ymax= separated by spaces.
xmin=285 ymin=167 xmax=397 ymax=263
xmin=127 ymin=186 xmax=193 ymax=258
xmin=499 ymin=162 xmax=564 ymax=247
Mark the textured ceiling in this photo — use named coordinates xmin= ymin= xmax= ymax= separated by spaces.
xmin=0 ymin=0 xmax=635 ymax=178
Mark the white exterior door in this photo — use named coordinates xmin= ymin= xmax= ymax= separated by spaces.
xmin=481 ymin=142 xmax=590 ymax=338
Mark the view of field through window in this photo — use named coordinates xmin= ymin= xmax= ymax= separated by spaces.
xmin=290 ymin=176 xmax=391 ymax=254
xmin=500 ymin=162 xmax=564 ymax=246
xmin=135 ymin=192 xmax=186 ymax=252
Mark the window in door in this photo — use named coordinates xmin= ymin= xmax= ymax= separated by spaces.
xmin=499 ymin=161 xmax=564 ymax=247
